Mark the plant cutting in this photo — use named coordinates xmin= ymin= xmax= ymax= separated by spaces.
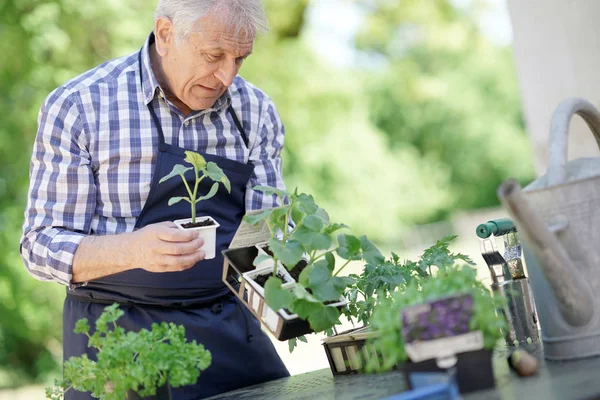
xmin=159 ymin=150 xmax=231 ymax=259
xmin=343 ymin=236 xmax=471 ymax=326
xmin=325 ymin=236 xmax=474 ymax=375
xmin=363 ymin=261 xmax=507 ymax=393
xmin=45 ymin=304 xmax=212 ymax=400
xmin=221 ymin=185 xmax=383 ymax=344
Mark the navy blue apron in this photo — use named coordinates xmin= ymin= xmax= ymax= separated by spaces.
xmin=63 ymin=49 xmax=289 ymax=400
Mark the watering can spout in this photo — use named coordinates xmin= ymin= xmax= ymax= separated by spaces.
xmin=498 ymin=179 xmax=594 ymax=327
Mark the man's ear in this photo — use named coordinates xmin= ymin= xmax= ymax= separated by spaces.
xmin=154 ymin=16 xmax=174 ymax=56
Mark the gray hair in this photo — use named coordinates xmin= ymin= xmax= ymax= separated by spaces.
xmin=154 ymin=0 xmax=268 ymax=44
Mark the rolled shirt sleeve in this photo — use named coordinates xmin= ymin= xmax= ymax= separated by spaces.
xmin=245 ymin=98 xmax=287 ymax=210
xmin=20 ymin=88 xmax=95 ymax=285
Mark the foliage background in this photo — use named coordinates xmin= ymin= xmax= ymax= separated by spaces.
xmin=0 ymin=0 xmax=533 ymax=386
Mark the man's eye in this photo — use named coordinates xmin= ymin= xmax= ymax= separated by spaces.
xmin=204 ymin=54 xmax=223 ymax=62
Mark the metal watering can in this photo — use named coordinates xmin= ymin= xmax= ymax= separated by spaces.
xmin=498 ymin=98 xmax=600 ymax=360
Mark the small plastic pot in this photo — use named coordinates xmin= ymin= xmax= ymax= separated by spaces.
xmin=173 ymin=216 xmax=220 ymax=259
xmin=400 ymin=349 xmax=495 ymax=394
xmin=222 ymin=246 xmax=347 ymax=341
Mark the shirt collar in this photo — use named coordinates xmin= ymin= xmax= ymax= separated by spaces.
xmin=140 ymin=32 xmax=232 ymax=112
xmin=140 ymin=32 xmax=161 ymax=105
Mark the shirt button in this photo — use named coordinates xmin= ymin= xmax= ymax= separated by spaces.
xmin=184 ymin=121 xmax=190 ymax=127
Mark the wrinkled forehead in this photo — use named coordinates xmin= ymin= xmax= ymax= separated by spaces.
xmin=187 ymin=11 xmax=255 ymax=52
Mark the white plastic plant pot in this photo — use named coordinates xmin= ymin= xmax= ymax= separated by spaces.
xmin=243 ymin=265 xmax=296 ymax=332
xmin=222 ymin=246 xmax=351 ymax=341
xmin=244 ymin=265 xmax=348 ymax=334
xmin=173 ymin=216 xmax=220 ymax=260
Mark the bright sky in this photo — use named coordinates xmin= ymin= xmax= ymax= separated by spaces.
xmin=305 ymin=0 xmax=513 ymax=67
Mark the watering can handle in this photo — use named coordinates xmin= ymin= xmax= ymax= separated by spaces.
xmin=548 ymin=98 xmax=600 ymax=186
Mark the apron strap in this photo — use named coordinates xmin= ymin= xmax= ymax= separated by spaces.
xmin=227 ymin=105 xmax=249 ymax=148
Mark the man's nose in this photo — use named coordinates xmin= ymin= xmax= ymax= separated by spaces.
xmin=214 ymin=60 xmax=237 ymax=87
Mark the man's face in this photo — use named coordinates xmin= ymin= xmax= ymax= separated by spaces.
xmin=155 ymin=16 xmax=254 ymax=111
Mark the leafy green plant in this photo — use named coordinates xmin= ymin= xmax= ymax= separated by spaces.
xmin=45 ymin=304 xmax=212 ymax=400
xmin=344 ymin=236 xmax=473 ymax=325
xmin=364 ymin=262 xmax=506 ymax=373
xmin=243 ymin=186 xmax=384 ymax=340
xmin=159 ymin=151 xmax=231 ymax=223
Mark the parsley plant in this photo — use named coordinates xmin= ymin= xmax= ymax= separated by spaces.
xmin=46 ymin=304 xmax=212 ymax=400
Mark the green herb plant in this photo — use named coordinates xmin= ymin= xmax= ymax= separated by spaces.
xmin=344 ymin=236 xmax=474 ymax=326
xmin=46 ymin=304 xmax=212 ymax=400
xmin=159 ymin=150 xmax=231 ymax=223
xmin=364 ymin=260 xmax=507 ymax=373
xmin=244 ymin=186 xmax=384 ymax=350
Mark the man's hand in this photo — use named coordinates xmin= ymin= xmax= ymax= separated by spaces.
xmin=72 ymin=221 xmax=206 ymax=283
xmin=131 ymin=221 xmax=206 ymax=273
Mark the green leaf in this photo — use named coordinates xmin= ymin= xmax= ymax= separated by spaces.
xmin=307 ymin=262 xmax=351 ymax=302
xmin=264 ymin=277 xmax=294 ymax=311
xmin=74 ymin=318 xmax=90 ymax=335
xmin=311 ymin=234 xmax=333 ymax=250
xmin=315 ymin=207 xmax=330 ymax=224
xmin=288 ymin=338 xmax=297 ymax=353
xmin=303 ymin=215 xmax=324 ymax=232
xmin=293 ymin=226 xmax=332 ymax=251
xmin=298 ymin=335 xmax=308 ymax=343
xmin=268 ymin=238 xmax=303 ymax=267
xmin=167 ymin=196 xmax=189 ymax=206
xmin=292 ymin=285 xmax=320 ymax=302
xmin=359 ymin=236 xmax=385 ymax=264
xmin=323 ymin=223 xmax=349 ymax=235
xmin=307 ymin=261 xmax=331 ymax=286
xmin=308 ymin=307 xmax=340 ymax=332
xmin=159 ymin=164 xmax=192 ymax=184
xmin=253 ymin=185 xmax=288 ymax=199
xmin=295 ymin=193 xmax=318 ymax=214
xmin=205 ymin=162 xmax=231 ymax=193
xmin=337 ymin=234 xmax=362 ymax=260
xmin=220 ymin=176 xmax=231 ymax=193
xmin=291 ymin=295 xmax=322 ymax=320
xmin=184 ymin=151 xmax=207 ymax=169
xmin=290 ymin=203 xmax=306 ymax=225
xmin=195 ymin=182 xmax=220 ymax=203
xmin=325 ymin=253 xmax=336 ymax=272
xmin=268 ymin=207 xmax=289 ymax=231
xmin=243 ymin=208 xmax=272 ymax=226
xmin=298 ymin=263 xmax=315 ymax=287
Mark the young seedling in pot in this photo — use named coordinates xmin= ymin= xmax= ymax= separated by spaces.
xmin=159 ymin=151 xmax=231 ymax=259
xmin=159 ymin=150 xmax=231 ymax=227
xmin=244 ymin=185 xmax=384 ymax=348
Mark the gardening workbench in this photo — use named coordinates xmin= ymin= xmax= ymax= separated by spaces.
xmin=205 ymin=344 xmax=600 ymax=400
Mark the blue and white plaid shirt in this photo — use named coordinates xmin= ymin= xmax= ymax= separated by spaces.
xmin=21 ymin=34 xmax=287 ymax=286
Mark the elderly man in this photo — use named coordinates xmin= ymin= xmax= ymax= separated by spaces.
xmin=20 ymin=0 xmax=289 ymax=398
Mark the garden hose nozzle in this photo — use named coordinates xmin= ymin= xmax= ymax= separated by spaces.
xmin=476 ymin=218 xmax=516 ymax=239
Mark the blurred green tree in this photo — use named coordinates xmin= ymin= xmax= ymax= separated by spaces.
xmin=0 ymin=0 xmax=153 ymax=386
xmin=355 ymin=0 xmax=535 ymax=219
